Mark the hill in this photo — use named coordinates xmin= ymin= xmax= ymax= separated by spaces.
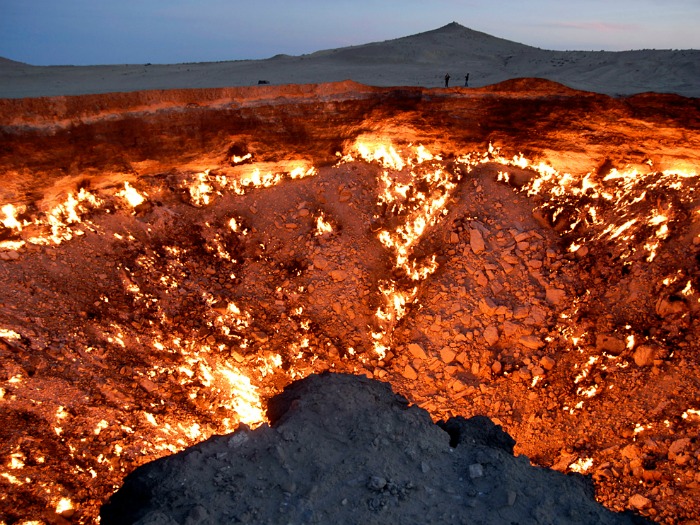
xmin=0 ymin=23 xmax=698 ymax=98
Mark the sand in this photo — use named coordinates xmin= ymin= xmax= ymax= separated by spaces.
xmin=1 ymin=22 xmax=698 ymax=99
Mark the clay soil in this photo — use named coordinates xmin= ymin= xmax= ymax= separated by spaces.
xmin=1 ymin=81 xmax=699 ymax=523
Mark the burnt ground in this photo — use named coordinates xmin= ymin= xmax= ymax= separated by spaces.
xmin=0 ymin=80 xmax=699 ymax=523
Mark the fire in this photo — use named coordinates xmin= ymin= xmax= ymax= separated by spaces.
xmin=1 ymin=204 xmax=22 ymax=230
xmin=569 ymin=457 xmax=594 ymax=474
xmin=229 ymin=162 xmax=317 ymax=195
xmin=229 ymin=217 xmax=246 ymax=233
xmin=0 ymin=329 xmax=22 ymax=341
xmin=1 ymin=126 xmax=698 ymax=522
xmin=1 ymin=472 xmax=24 ymax=485
xmin=355 ymin=141 xmax=406 ymax=170
xmin=94 ymin=420 xmax=109 ymax=435
xmin=682 ymin=408 xmax=700 ymax=421
xmin=482 ymin=145 xmax=699 ymax=265
xmin=231 ymin=153 xmax=252 ymax=164
xmin=315 ymin=214 xmax=333 ymax=235
xmin=116 ymin=182 xmax=146 ymax=208
xmin=239 ymin=168 xmax=280 ymax=190
xmin=55 ymin=497 xmax=74 ymax=515
xmin=608 ymin=219 xmax=637 ymax=240
xmin=219 ymin=368 xmax=265 ymax=427
xmin=187 ymin=171 xmax=215 ymax=207
xmin=9 ymin=451 xmax=25 ymax=469
xmin=346 ymin=140 xmax=461 ymax=357
xmin=290 ymin=166 xmax=317 ymax=179
xmin=577 ymin=385 xmax=599 ymax=398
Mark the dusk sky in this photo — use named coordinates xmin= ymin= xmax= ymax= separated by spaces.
xmin=2 ymin=0 xmax=699 ymax=66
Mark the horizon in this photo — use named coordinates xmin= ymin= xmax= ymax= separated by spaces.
xmin=1 ymin=1 xmax=699 ymax=67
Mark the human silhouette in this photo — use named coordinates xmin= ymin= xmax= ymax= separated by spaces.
xmin=444 ymin=73 xmax=450 ymax=88
xmin=465 ymin=73 xmax=469 ymax=87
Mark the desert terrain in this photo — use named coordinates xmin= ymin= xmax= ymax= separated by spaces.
xmin=1 ymin=23 xmax=699 ymax=524
xmin=1 ymin=22 xmax=699 ymax=99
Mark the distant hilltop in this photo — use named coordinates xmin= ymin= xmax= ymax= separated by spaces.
xmin=1 ymin=22 xmax=698 ymax=98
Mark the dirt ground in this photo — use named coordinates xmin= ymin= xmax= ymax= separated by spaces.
xmin=1 ymin=82 xmax=699 ymax=523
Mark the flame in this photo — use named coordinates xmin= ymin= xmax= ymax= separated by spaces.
xmin=1 ymin=204 xmax=23 ymax=230
xmin=1 ymin=472 xmax=23 ymax=485
xmin=231 ymin=153 xmax=252 ymax=164
xmin=608 ymin=219 xmax=637 ymax=240
xmin=219 ymin=368 xmax=265 ymax=427
xmin=0 ymin=328 xmax=22 ymax=341
xmin=290 ymin=166 xmax=317 ymax=179
xmin=348 ymin=140 xmax=461 ymax=357
xmin=229 ymin=163 xmax=317 ymax=195
xmin=94 ymin=419 xmax=109 ymax=435
xmin=240 ymin=168 xmax=280 ymax=190
xmin=577 ymin=385 xmax=599 ymax=398
xmin=574 ymin=356 xmax=599 ymax=384
xmin=315 ymin=214 xmax=333 ymax=235
xmin=116 ymin=182 xmax=146 ymax=208
xmin=569 ymin=457 xmax=594 ymax=474
xmin=682 ymin=408 xmax=700 ymax=420
xmin=41 ymin=188 xmax=103 ymax=244
xmin=355 ymin=141 xmax=406 ymax=170
xmin=9 ymin=451 xmax=25 ymax=469
xmin=1 ymin=135 xmax=697 ymax=522
xmin=55 ymin=497 xmax=74 ymax=515
xmin=480 ymin=144 xmax=698 ymax=264
xmin=187 ymin=171 xmax=215 ymax=206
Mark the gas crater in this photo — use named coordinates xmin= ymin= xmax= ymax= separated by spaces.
xmin=1 ymin=79 xmax=699 ymax=523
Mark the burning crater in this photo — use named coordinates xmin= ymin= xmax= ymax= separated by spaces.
xmin=1 ymin=79 xmax=699 ymax=523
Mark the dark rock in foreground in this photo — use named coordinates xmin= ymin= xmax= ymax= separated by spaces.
xmin=101 ymin=373 xmax=650 ymax=524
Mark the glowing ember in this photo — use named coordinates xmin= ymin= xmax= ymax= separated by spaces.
xmin=569 ymin=457 xmax=594 ymax=474
xmin=55 ymin=497 xmax=74 ymax=515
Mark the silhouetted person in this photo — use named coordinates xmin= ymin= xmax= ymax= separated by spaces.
xmin=444 ymin=73 xmax=450 ymax=87
xmin=465 ymin=73 xmax=469 ymax=87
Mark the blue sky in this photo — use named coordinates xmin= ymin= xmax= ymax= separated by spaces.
xmin=1 ymin=0 xmax=698 ymax=65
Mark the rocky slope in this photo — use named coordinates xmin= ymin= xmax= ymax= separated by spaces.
xmin=0 ymin=80 xmax=699 ymax=523
xmin=100 ymin=373 xmax=650 ymax=525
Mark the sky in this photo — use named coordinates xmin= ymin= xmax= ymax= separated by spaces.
xmin=1 ymin=0 xmax=699 ymax=66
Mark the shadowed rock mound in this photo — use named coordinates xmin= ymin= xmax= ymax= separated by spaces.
xmin=101 ymin=373 xmax=649 ymax=525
